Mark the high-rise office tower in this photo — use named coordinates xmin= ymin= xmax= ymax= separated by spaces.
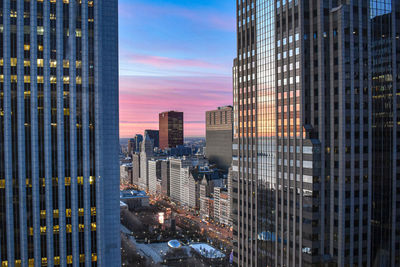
xmin=134 ymin=134 xmax=143 ymax=153
xmin=233 ymin=0 xmax=399 ymax=266
xmin=144 ymin=129 xmax=159 ymax=148
xmin=161 ymin=160 xmax=170 ymax=197
xmin=132 ymin=153 xmax=141 ymax=185
xmin=205 ymin=106 xmax=233 ymax=172
xmin=0 ymin=0 xmax=120 ymax=266
xmin=159 ymin=111 xmax=184 ymax=150
xmin=148 ymin=159 xmax=162 ymax=195
xmin=127 ymin=138 xmax=136 ymax=155
xmin=169 ymin=157 xmax=193 ymax=203
xmin=139 ymin=133 xmax=154 ymax=190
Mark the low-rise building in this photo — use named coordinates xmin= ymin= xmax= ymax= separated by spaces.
xmin=214 ymin=187 xmax=231 ymax=226
xmin=120 ymin=163 xmax=133 ymax=185
xmin=120 ymin=190 xmax=150 ymax=210
xmin=198 ymin=168 xmax=225 ymax=220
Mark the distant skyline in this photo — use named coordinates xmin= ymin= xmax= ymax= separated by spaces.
xmin=119 ymin=0 xmax=236 ymax=137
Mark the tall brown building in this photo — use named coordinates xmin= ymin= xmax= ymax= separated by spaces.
xmin=159 ymin=111 xmax=184 ymax=149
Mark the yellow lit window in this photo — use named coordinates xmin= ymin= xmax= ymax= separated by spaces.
xmin=10 ymin=58 xmax=17 ymax=66
xmin=50 ymin=60 xmax=57 ymax=68
xmin=37 ymin=27 xmax=44 ymax=35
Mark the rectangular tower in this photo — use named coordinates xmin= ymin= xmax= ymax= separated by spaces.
xmin=205 ymin=106 xmax=233 ymax=172
xmin=0 ymin=0 xmax=120 ymax=266
xmin=144 ymin=129 xmax=159 ymax=148
xmin=159 ymin=111 xmax=184 ymax=150
xmin=233 ymin=0 xmax=400 ymax=266
xmin=161 ymin=160 xmax=170 ymax=197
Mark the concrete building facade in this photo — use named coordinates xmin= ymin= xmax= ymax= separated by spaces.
xmin=169 ymin=157 xmax=209 ymax=203
xmin=139 ymin=133 xmax=154 ymax=190
xmin=132 ymin=153 xmax=141 ymax=185
xmin=120 ymin=164 xmax=133 ymax=185
xmin=161 ymin=160 xmax=170 ymax=197
xmin=148 ymin=159 xmax=162 ymax=195
xmin=205 ymin=106 xmax=233 ymax=172
xmin=214 ymin=187 xmax=231 ymax=226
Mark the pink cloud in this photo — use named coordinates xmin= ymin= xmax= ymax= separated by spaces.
xmin=125 ymin=53 xmax=225 ymax=71
xmin=119 ymin=75 xmax=232 ymax=138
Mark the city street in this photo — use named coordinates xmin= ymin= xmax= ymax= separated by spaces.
xmin=151 ymin=195 xmax=233 ymax=248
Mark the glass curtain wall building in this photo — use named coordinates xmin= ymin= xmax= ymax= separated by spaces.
xmin=233 ymin=0 xmax=400 ymax=266
xmin=0 ymin=0 xmax=120 ymax=266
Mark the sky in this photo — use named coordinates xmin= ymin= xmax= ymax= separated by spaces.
xmin=119 ymin=0 xmax=236 ymax=138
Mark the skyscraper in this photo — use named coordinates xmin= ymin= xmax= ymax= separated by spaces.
xmin=132 ymin=153 xmax=141 ymax=185
xmin=139 ymin=133 xmax=154 ymax=190
xmin=161 ymin=160 xmax=170 ymax=197
xmin=0 ymin=0 xmax=120 ymax=266
xmin=134 ymin=134 xmax=143 ymax=153
xmin=127 ymin=138 xmax=136 ymax=155
xmin=148 ymin=159 xmax=162 ymax=195
xmin=205 ymin=106 xmax=233 ymax=172
xmin=144 ymin=129 xmax=159 ymax=148
xmin=159 ymin=111 xmax=184 ymax=150
xmin=233 ymin=0 xmax=399 ymax=266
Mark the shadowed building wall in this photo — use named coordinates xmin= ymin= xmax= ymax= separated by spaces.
xmin=206 ymin=106 xmax=233 ymax=172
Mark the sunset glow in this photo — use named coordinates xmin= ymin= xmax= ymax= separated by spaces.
xmin=119 ymin=0 xmax=235 ymax=138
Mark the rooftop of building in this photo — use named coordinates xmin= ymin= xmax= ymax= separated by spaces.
xmin=189 ymin=243 xmax=225 ymax=259
xmin=120 ymin=190 xmax=149 ymax=199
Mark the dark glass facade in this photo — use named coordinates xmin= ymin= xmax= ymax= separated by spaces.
xmin=134 ymin=134 xmax=143 ymax=153
xmin=144 ymin=129 xmax=159 ymax=148
xmin=0 ymin=0 xmax=120 ymax=266
xmin=371 ymin=1 xmax=400 ymax=265
xmin=233 ymin=0 xmax=400 ymax=266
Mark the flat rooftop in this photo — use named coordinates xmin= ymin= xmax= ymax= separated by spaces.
xmin=190 ymin=243 xmax=225 ymax=259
